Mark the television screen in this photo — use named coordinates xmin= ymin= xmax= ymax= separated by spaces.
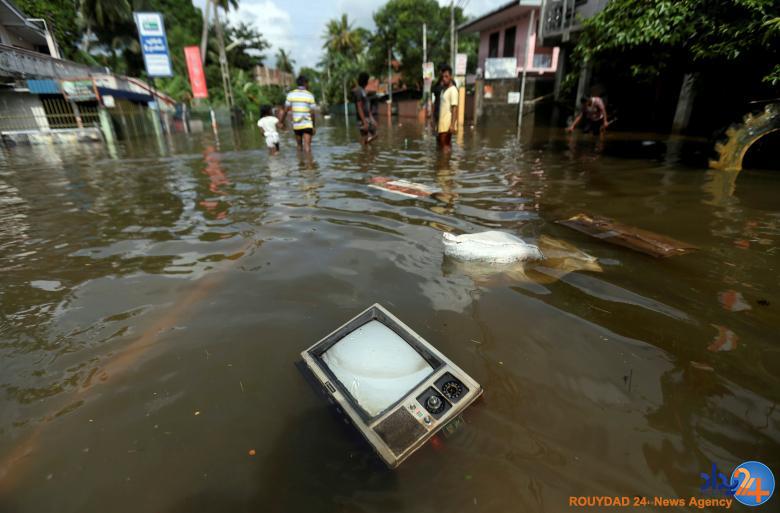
xmin=322 ymin=320 xmax=434 ymax=416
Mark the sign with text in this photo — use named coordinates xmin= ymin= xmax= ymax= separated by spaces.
xmin=184 ymin=46 xmax=208 ymax=98
xmin=61 ymin=80 xmax=96 ymax=101
xmin=134 ymin=12 xmax=173 ymax=77
xmin=455 ymin=53 xmax=467 ymax=76
xmin=484 ymin=57 xmax=517 ymax=79
xmin=507 ymin=91 xmax=521 ymax=104
xmin=422 ymin=62 xmax=434 ymax=81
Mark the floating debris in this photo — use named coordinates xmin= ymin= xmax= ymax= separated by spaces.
xmin=557 ymin=213 xmax=697 ymax=257
xmin=443 ymin=231 xmax=544 ymax=263
xmin=718 ymin=290 xmax=751 ymax=312
xmin=708 ymin=326 xmax=738 ymax=352
xmin=369 ymin=177 xmax=454 ymax=203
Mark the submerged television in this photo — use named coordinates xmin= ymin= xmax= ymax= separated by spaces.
xmin=300 ymin=304 xmax=483 ymax=468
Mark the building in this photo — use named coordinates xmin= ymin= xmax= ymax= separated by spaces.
xmin=253 ymin=65 xmax=294 ymax=88
xmin=0 ymin=0 xmax=175 ymax=145
xmin=537 ymin=0 xmax=609 ymax=111
xmin=458 ymin=0 xmax=560 ymax=123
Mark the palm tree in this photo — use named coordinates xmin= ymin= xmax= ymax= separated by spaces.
xmin=276 ymin=49 xmax=295 ymax=74
xmin=322 ymin=14 xmax=364 ymax=57
xmin=200 ymin=0 xmax=239 ymax=64
xmin=78 ymin=0 xmax=131 ymax=52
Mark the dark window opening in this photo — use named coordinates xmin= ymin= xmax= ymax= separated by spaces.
xmin=488 ymin=31 xmax=499 ymax=58
xmin=503 ymin=26 xmax=516 ymax=58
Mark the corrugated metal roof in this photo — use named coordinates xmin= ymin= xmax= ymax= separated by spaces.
xmin=26 ymin=79 xmax=60 ymax=94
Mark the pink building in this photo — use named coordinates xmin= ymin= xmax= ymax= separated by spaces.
xmin=458 ymin=0 xmax=559 ymax=78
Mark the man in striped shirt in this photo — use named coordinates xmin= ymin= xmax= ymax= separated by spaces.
xmin=284 ymin=75 xmax=317 ymax=152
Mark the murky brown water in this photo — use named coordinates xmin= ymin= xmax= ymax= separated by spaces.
xmin=1 ymin=121 xmax=778 ymax=513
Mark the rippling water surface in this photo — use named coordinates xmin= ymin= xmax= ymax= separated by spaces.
xmin=0 ymin=122 xmax=778 ymax=512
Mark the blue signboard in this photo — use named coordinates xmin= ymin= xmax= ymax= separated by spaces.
xmin=134 ymin=12 xmax=173 ymax=77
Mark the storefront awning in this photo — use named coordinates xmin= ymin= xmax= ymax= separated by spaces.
xmin=26 ymin=79 xmax=60 ymax=94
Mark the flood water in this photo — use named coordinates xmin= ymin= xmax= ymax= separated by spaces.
xmin=1 ymin=121 xmax=778 ymax=512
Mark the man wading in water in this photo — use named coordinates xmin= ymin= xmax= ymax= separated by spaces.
xmin=432 ymin=64 xmax=458 ymax=152
xmin=567 ymin=95 xmax=608 ymax=136
xmin=284 ymin=75 xmax=317 ymax=152
xmin=353 ymin=72 xmax=377 ymax=145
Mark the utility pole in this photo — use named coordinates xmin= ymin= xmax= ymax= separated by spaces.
xmin=200 ymin=0 xmax=211 ymax=64
xmin=517 ymin=9 xmax=535 ymax=137
xmin=423 ymin=22 xmax=427 ymax=63
xmin=450 ymin=1 xmax=455 ymax=70
xmin=387 ymin=45 xmax=393 ymax=121
xmin=213 ymin=0 xmax=234 ymax=110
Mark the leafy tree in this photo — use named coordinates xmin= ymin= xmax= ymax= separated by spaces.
xmin=225 ymin=22 xmax=270 ymax=70
xmin=14 ymin=0 xmax=82 ymax=59
xmin=78 ymin=0 xmax=132 ymax=52
xmin=298 ymin=66 xmax=323 ymax=100
xmin=276 ymin=48 xmax=295 ymax=73
xmin=574 ymin=0 xmax=779 ymax=85
xmin=320 ymin=14 xmax=370 ymax=106
xmin=323 ymin=14 xmax=368 ymax=56
xmin=370 ymin=0 xmax=472 ymax=89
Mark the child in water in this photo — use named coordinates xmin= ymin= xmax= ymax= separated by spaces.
xmin=258 ymin=105 xmax=281 ymax=155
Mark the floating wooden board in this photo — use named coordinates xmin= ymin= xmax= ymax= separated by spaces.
xmin=556 ymin=213 xmax=697 ymax=258
xmin=369 ymin=177 xmax=437 ymax=198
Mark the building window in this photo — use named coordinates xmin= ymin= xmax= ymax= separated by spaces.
xmin=488 ymin=31 xmax=499 ymax=58
xmin=503 ymin=26 xmax=516 ymax=58
xmin=533 ymin=53 xmax=552 ymax=69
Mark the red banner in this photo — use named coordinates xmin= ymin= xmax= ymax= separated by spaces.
xmin=184 ymin=46 xmax=208 ymax=99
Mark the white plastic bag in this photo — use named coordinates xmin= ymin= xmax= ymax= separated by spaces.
xmin=442 ymin=230 xmax=544 ymax=263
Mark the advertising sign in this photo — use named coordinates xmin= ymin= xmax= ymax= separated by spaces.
xmin=184 ymin=46 xmax=208 ymax=98
xmin=484 ymin=57 xmax=517 ymax=79
xmin=422 ymin=62 xmax=434 ymax=81
xmin=507 ymin=91 xmax=521 ymax=104
xmin=455 ymin=53 xmax=468 ymax=76
xmin=61 ymin=80 xmax=96 ymax=101
xmin=134 ymin=12 xmax=173 ymax=77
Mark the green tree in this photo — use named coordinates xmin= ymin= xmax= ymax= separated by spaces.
xmin=574 ymin=0 xmax=779 ymax=85
xmin=14 ymin=0 xmax=82 ymax=59
xmin=323 ymin=14 xmax=368 ymax=56
xmin=298 ymin=66 xmax=323 ymax=100
xmin=370 ymin=0 xmax=472 ymax=90
xmin=276 ymin=48 xmax=295 ymax=73
xmin=320 ymin=14 xmax=369 ymax=106
xmin=225 ymin=22 xmax=270 ymax=70
xmin=78 ymin=0 xmax=132 ymax=52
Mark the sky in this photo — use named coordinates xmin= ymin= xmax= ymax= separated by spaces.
xmin=190 ymin=0 xmax=509 ymax=70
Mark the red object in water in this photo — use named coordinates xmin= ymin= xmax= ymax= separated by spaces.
xmin=708 ymin=325 xmax=738 ymax=352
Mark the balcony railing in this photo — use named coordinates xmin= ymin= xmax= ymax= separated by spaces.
xmin=541 ymin=0 xmax=578 ymax=39
xmin=0 ymin=44 xmax=102 ymax=80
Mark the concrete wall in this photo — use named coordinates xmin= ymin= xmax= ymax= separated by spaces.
xmin=0 ymin=25 xmax=37 ymax=51
xmin=0 ymin=91 xmax=49 ymax=131
xmin=476 ymin=76 xmax=555 ymax=125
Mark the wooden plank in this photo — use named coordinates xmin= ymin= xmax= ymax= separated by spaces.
xmin=556 ymin=213 xmax=697 ymax=258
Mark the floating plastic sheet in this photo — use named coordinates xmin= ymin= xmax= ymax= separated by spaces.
xmin=442 ymin=230 xmax=544 ymax=263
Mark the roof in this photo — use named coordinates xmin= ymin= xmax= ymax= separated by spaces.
xmin=458 ymin=0 xmax=541 ymax=34
xmin=0 ymin=0 xmax=48 ymax=47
